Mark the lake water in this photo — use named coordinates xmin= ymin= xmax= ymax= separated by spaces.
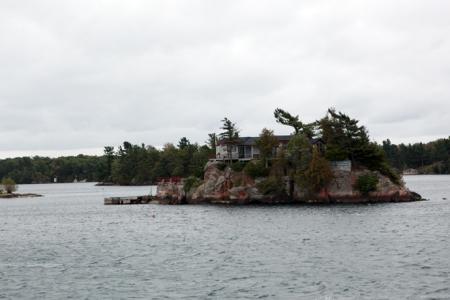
xmin=1 ymin=176 xmax=449 ymax=299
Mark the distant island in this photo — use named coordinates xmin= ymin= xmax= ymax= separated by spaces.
xmin=0 ymin=178 xmax=42 ymax=199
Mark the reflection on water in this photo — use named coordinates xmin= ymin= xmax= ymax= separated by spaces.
xmin=1 ymin=176 xmax=449 ymax=299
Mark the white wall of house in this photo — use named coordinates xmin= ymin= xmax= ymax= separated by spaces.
xmin=216 ymin=144 xmax=266 ymax=160
xmin=216 ymin=144 xmax=239 ymax=160
xmin=251 ymin=146 xmax=260 ymax=158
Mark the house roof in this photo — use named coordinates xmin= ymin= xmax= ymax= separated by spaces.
xmin=218 ymin=135 xmax=323 ymax=146
xmin=217 ymin=135 xmax=324 ymax=146
xmin=244 ymin=135 xmax=295 ymax=145
xmin=216 ymin=135 xmax=292 ymax=146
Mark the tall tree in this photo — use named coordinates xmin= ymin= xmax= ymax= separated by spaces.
xmin=320 ymin=108 xmax=400 ymax=184
xmin=304 ymin=148 xmax=334 ymax=192
xmin=219 ymin=118 xmax=240 ymax=164
xmin=274 ymin=108 xmax=314 ymax=137
xmin=319 ymin=108 xmax=370 ymax=162
xmin=286 ymin=134 xmax=312 ymax=195
xmin=103 ymin=146 xmax=115 ymax=182
xmin=207 ymin=133 xmax=217 ymax=152
xmin=255 ymin=128 xmax=279 ymax=167
xmin=178 ymin=137 xmax=191 ymax=150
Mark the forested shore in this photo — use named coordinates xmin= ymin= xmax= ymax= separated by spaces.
xmin=383 ymin=138 xmax=450 ymax=174
xmin=0 ymin=139 xmax=215 ymax=185
xmin=0 ymin=134 xmax=448 ymax=185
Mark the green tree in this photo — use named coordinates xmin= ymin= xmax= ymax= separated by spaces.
xmin=355 ymin=173 xmax=379 ymax=195
xmin=207 ymin=133 xmax=217 ymax=152
xmin=110 ymin=142 xmax=158 ymax=185
xmin=286 ymin=134 xmax=312 ymax=174
xmin=319 ymin=108 xmax=370 ymax=161
xmin=320 ymin=108 xmax=400 ymax=184
xmin=255 ymin=128 xmax=279 ymax=167
xmin=102 ymin=146 xmax=115 ymax=182
xmin=274 ymin=108 xmax=314 ymax=137
xmin=286 ymin=134 xmax=312 ymax=194
xmin=2 ymin=177 xmax=17 ymax=194
xmin=219 ymin=117 xmax=240 ymax=164
xmin=178 ymin=137 xmax=191 ymax=150
xmin=304 ymin=148 xmax=334 ymax=192
xmin=256 ymin=176 xmax=287 ymax=197
xmin=189 ymin=145 xmax=212 ymax=178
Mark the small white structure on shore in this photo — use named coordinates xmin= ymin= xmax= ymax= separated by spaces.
xmin=330 ymin=160 xmax=352 ymax=172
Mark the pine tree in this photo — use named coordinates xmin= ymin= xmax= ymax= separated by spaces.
xmin=219 ymin=118 xmax=240 ymax=164
xmin=304 ymin=148 xmax=334 ymax=192
xmin=274 ymin=108 xmax=314 ymax=137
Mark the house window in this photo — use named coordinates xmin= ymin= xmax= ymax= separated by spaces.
xmin=238 ymin=145 xmax=252 ymax=158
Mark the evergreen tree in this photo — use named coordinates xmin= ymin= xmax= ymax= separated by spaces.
xmin=255 ymin=128 xmax=279 ymax=167
xmin=178 ymin=137 xmax=191 ymax=150
xmin=286 ymin=134 xmax=312 ymax=192
xmin=207 ymin=133 xmax=217 ymax=152
xmin=274 ymin=108 xmax=314 ymax=137
xmin=304 ymin=148 xmax=333 ymax=192
xmin=102 ymin=146 xmax=115 ymax=182
xmin=219 ymin=117 xmax=240 ymax=164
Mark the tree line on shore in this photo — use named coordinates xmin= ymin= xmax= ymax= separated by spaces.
xmin=382 ymin=138 xmax=450 ymax=174
xmin=0 ymin=109 xmax=448 ymax=185
xmin=0 ymin=139 xmax=215 ymax=185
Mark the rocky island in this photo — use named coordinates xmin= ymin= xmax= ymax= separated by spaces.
xmin=0 ymin=193 xmax=42 ymax=199
xmin=156 ymin=161 xmax=422 ymax=205
xmin=155 ymin=108 xmax=423 ymax=205
xmin=0 ymin=177 xmax=42 ymax=199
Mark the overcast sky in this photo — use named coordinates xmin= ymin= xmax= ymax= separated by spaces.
xmin=1 ymin=0 xmax=449 ymax=158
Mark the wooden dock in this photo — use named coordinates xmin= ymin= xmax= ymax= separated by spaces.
xmin=104 ymin=195 xmax=158 ymax=205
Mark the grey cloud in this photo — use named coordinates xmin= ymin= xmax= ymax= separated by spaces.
xmin=0 ymin=0 xmax=449 ymax=158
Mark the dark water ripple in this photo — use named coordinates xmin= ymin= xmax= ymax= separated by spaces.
xmin=0 ymin=177 xmax=449 ymax=299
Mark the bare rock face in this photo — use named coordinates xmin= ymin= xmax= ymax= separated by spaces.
xmin=156 ymin=161 xmax=423 ymax=205
xmin=156 ymin=181 xmax=184 ymax=204
xmin=323 ymin=169 xmax=420 ymax=203
xmin=190 ymin=161 xmax=264 ymax=204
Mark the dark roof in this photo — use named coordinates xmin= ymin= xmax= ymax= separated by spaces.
xmin=218 ymin=135 xmax=292 ymax=146
xmin=218 ymin=135 xmax=325 ymax=146
xmin=240 ymin=135 xmax=294 ymax=146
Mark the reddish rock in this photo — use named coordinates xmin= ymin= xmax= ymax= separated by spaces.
xmin=156 ymin=161 xmax=423 ymax=205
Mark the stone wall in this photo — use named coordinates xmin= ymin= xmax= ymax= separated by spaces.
xmin=330 ymin=160 xmax=352 ymax=172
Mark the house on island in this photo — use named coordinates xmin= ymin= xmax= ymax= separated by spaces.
xmin=214 ymin=135 xmax=325 ymax=161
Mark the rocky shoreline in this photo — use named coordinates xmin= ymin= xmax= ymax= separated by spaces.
xmin=0 ymin=193 xmax=43 ymax=199
xmin=155 ymin=161 xmax=423 ymax=205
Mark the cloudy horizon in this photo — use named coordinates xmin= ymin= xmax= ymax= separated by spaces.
xmin=1 ymin=0 xmax=449 ymax=158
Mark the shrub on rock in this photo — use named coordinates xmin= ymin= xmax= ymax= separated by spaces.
xmin=231 ymin=161 xmax=246 ymax=172
xmin=355 ymin=173 xmax=379 ymax=195
xmin=2 ymin=177 xmax=17 ymax=194
xmin=256 ymin=176 xmax=287 ymax=197
xmin=183 ymin=176 xmax=202 ymax=194
xmin=244 ymin=161 xmax=269 ymax=178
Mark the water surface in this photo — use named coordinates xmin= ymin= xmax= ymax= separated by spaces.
xmin=1 ymin=176 xmax=449 ymax=299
